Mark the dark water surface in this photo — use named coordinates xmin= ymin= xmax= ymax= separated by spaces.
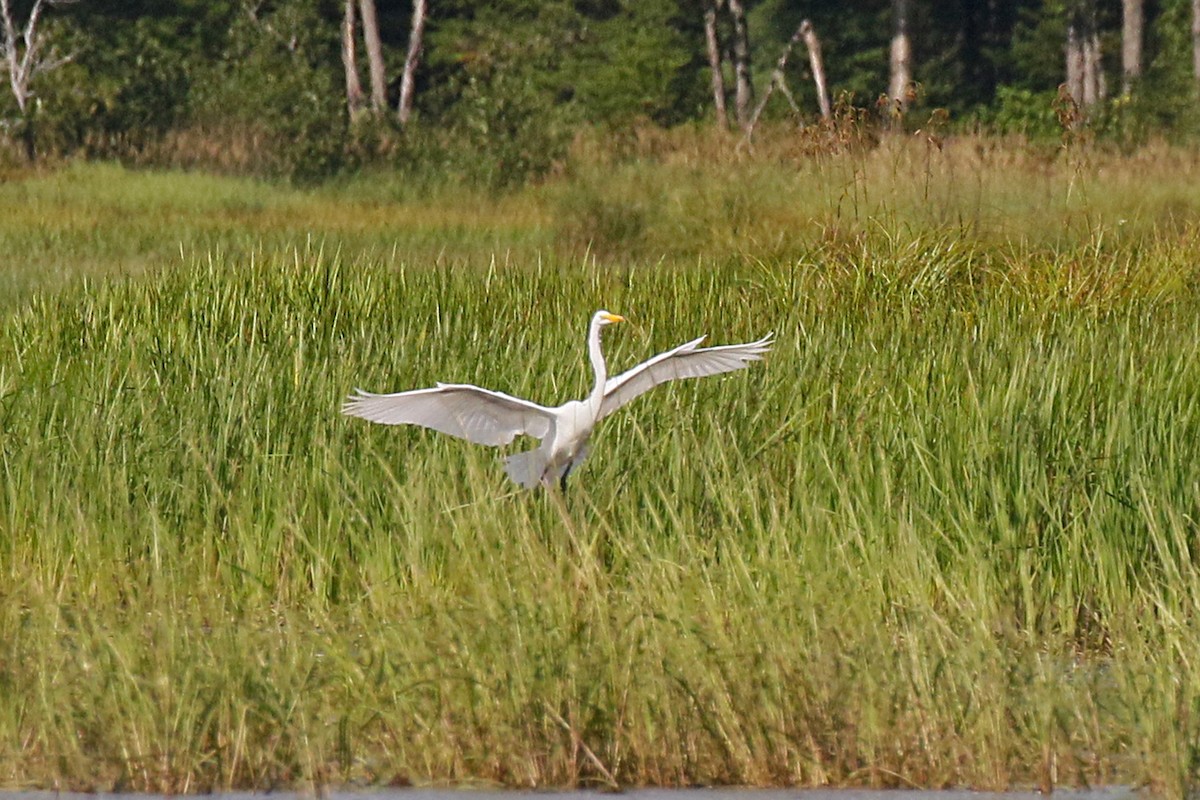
xmin=0 ymin=788 xmax=1140 ymax=800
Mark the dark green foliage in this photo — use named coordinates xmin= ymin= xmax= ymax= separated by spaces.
xmin=564 ymin=0 xmax=708 ymax=125
xmin=1009 ymin=0 xmax=1071 ymax=93
xmin=977 ymin=86 xmax=1063 ymax=136
xmin=4 ymin=0 xmax=1200 ymax=179
xmin=749 ymin=0 xmax=890 ymax=116
xmin=186 ymin=1 xmax=351 ymax=181
xmin=1116 ymin=0 xmax=1200 ymax=139
xmin=421 ymin=1 xmax=577 ymax=186
xmin=38 ymin=2 xmax=240 ymax=153
xmin=420 ymin=0 xmax=707 ymax=185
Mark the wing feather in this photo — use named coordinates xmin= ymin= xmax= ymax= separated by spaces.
xmin=342 ymin=383 xmax=554 ymax=446
xmin=599 ymin=333 xmax=773 ymax=419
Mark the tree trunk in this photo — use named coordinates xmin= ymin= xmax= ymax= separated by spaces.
xmin=1066 ymin=1 xmax=1104 ymax=108
xmin=397 ymin=0 xmax=427 ymax=126
xmin=1084 ymin=27 xmax=1105 ymax=106
xmin=1193 ymin=0 xmax=1200 ymax=83
xmin=703 ymin=0 xmax=728 ymax=129
xmin=20 ymin=118 xmax=34 ymax=161
xmin=1070 ymin=2 xmax=1089 ymax=106
xmin=2 ymin=0 xmax=31 ymax=114
xmin=1121 ymin=0 xmax=1142 ymax=94
xmin=2 ymin=0 xmax=60 ymax=162
xmin=800 ymin=20 xmax=830 ymax=119
xmin=1065 ymin=7 xmax=1085 ymax=106
xmin=359 ymin=0 xmax=386 ymax=113
xmin=341 ymin=0 xmax=366 ymax=120
xmin=727 ymin=0 xmax=753 ymax=129
xmin=888 ymin=0 xmax=912 ymax=115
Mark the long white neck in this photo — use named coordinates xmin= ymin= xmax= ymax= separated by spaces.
xmin=587 ymin=315 xmax=608 ymax=407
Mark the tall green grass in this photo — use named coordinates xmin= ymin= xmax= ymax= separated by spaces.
xmin=3 ymin=229 xmax=1200 ymax=791
xmin=0 ymin=162 xmax=552 ymax=306
xmin=6 ymin=135 xmax=1200 ymax=308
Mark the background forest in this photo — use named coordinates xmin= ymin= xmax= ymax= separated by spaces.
xmin=2 ymin=0 xmax=1199 ymax=183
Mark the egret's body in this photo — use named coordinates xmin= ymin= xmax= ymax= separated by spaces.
xmin=342 ymin=311 xmax=772 ymax=489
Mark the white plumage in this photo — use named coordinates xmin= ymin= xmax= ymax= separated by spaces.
xmin=343 ymin=310 xmax=772 ymax=490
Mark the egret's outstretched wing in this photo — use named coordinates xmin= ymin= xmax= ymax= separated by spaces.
xmin=599 ymin=334 xmax=773 ymax=420
xmin=342 ymin=383 xmax=554 ymax=446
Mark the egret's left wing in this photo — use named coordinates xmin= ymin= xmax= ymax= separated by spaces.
xmin=599 ymin=333 xmax=773 ymax=420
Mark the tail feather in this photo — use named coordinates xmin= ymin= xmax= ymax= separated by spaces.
xmin=504 ymin=449 xmax=546 ymax=489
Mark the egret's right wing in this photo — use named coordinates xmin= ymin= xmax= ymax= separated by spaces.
xmin=342 ymin=383 xmax=554 ymax=446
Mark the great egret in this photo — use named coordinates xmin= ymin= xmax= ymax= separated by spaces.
xmin=342 ymin=310 xmax=772 ymax=490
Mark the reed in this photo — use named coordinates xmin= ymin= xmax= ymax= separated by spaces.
xmin=2 ymin=140 xmax=1200 ymax=793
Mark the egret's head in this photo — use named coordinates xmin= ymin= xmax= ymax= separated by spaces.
xmin=596 ymin=310 xmax=626 ymax=327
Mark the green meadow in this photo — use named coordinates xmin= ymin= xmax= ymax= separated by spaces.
xmin=3 ymin=133 xmax=1200 ymax=793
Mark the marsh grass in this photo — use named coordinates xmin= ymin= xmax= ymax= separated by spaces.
xmin=3 ymin=139 xmax=1200 ymax=792
xmin=0 ymin=162 xmax=552 ymax=307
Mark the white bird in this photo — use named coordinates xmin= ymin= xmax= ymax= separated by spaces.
xmin=342 ymin=310 xmax=772 ymax=490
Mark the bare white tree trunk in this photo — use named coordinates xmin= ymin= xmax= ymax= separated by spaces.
xmin=2 ymin=0 xmax=53 ymax=113
xmin=703 ymin=0 xmax=728 ymax=129
xmin=341 ymin=0 xmax=366 ymax=121
xmin=397 ymin=0 xmax=427 ymax=125
xmin=800 ymin=20 xmax=830 ymax=119
xmin=358 ymin=0 xmax=386 ymax=112
xmin=1065 ymin=12 xmax=1084 ymax=104
xmin=1 ymin=0 xmax=72 ymax=160
xmin=888 ymin=0 xmax=912 ymax=112
xmin=0 ymin=0 xmax=25 ymax=113
xmin=1066 ymin=1 xmax=1104 ymax=108
xmin=1121 ymin=0 xmax=1142 ymax=94
xmin=727 ymin=0 xmax=753 ymax=129
xmin=1083 ymin=27 xmax=1105 ymax=105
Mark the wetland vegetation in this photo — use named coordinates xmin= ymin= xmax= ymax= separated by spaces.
xmin=2 ymin=133 xmax=1200 ymax=793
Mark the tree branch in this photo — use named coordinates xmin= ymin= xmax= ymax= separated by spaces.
xmin=741 ymin=22 xmax=806 ymax=144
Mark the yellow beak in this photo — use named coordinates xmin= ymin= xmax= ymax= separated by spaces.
xmin=601 ymin=312 xmax=626 ymax=323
